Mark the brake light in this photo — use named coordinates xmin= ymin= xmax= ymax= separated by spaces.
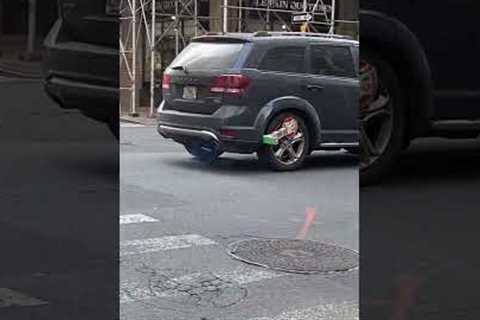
xmin=162 ymin=74 xmax=172 ymax=90
xmin=209 ymin=75 xmax=251 ymax=96
xmin=220 ymin=129 xmax=238 ymax=137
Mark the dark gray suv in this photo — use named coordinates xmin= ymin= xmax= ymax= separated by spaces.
xmin=157 ymin=32 xmax=359 ymax=170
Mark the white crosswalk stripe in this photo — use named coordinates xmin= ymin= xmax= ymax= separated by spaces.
xmin=0 ymin=288 xmax=48 ymax=308
xmin=120 ymin=234 xmax=216 ymax=256
xmin=120 ymin=266 xmax=282 ymax=304
xmin=120 ymin=214 xmax=158 ymax=225
xmin=248 ymin=302 xmax=358 ymax=320
xmin=119 ymin=226 xmax=357 ymax=319
xmin=120 ymin=122 xmax=145 ymax=128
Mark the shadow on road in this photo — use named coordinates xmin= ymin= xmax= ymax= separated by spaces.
xmin=380 ymin=138 xmax=480 ymax=185
xmin=163 ymin=151 xmax=358 ymax=175
xmin=361 ymin=138 xmax=480 ymax=319
xmin=53 ymin=150 xmax=119 ymax=181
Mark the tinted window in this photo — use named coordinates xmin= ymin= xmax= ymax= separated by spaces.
xmin=258 ymin=46 xmax=306 ymax=73
xmin=311 ymin=45 xmax=355 ymax=78
xmin=170 ymin=42 xmax=244 ymax=70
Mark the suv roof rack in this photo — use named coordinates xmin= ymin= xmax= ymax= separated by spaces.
xmin=204 ymin=32 xmax=225 ymax=36
xmin=253 ymin=31 xmax=353 ymax=40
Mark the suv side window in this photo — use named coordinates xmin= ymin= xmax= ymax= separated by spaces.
xmin=310 ymin=45 xmax=356 ymax=78
xmin=258 ymin=46 xmax=306 ymax=74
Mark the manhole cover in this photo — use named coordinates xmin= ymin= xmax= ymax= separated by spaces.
xmin=228 ymin=238 xmax=358 ymax=274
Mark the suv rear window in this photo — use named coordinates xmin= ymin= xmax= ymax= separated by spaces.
xmin=310 ymin=45 xmax=355 ymax=78
xmin=258 ymin=46 xmax=306 ymax=73
xmin=169 ymin=42 xmax=244 ymax=71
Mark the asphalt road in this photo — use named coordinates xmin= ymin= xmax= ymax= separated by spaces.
xmin=361 ymin=138 xmax=480 ymax=319
xmin=120 ymin=125 xmax=359 ymax=320
xmin=0 ymin=79 xmax=118 ymax=319
xmin=5 ymin=77 xmax=478 ymax=320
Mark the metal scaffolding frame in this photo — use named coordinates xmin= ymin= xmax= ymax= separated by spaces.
xmin=120 ymin=0 xmax=358 ymax=116
xmin=119 ymin=0 xmax=155 ymax=116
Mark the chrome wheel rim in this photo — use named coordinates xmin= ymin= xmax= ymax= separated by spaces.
xmin=359 ymin=60 xmax=394 ymax=170
xmin=271 ymin=118 xmax=306 ymax=166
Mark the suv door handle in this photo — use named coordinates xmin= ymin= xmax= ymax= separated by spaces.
xmin=305 ymin=84 xmax=324 ymax=91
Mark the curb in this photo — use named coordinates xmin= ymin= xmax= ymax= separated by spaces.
xmin=0 ymin=64 xmax=42 ymax=79
xmin=120 ymin=115 xmax=157 ymax=126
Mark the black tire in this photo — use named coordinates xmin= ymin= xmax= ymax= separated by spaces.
xmin=360 ymin=47 xmax=407 ymax=186
xmin=257 ymin=112 xmax=310 ymax=171
xmin=184 ymin=141 xmax=221 ymax=163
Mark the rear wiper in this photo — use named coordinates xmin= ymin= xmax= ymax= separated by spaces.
xmin=171 ymin=65 xmax=188 ymax=74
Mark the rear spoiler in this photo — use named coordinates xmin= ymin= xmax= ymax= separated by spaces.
xmin=192 ymin=33 xmax=252 ymax=44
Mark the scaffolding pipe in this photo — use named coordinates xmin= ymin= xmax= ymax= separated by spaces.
xmin=150 ymin=0 xmax=156 ymax=117
xmin=194 ymin=0 xmax=198 ymax=36
xmin=223 ymin=0 xmax=228 ymax=32
xmin=238 ymin=0 xmax=242 ymax=32
xmin=175 ymin=0 xmax=179 ymax=54
xmin=131 ymin=0 xmax=137 ymax=115
xmin=27 ymin=0 xmax=37 ymax=57
xmin=329 ymin=0 xmax=335 ymax=34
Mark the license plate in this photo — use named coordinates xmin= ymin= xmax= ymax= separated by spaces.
xmin=182 ymin=86 xmax=198 ymax=100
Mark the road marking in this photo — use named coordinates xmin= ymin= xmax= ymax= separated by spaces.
xmin=296 ymin=207 xmax=317 ymax=240
xmin=215 ymin=266 xmax=282 ymax=285
xmin=120 ymin=234 xmax=216 ymax=256
xmin=120 ymin=214 xmax=158 ymax=225
xmin=120 ymin=266 xmax=282 ymax=303
xmin=248 ymin=302 xmax=359 ymax=320
xmin=120 ymin=122 xmax=145 ymax=128
xmin=0 ymin=288 xmax=48 ymax=308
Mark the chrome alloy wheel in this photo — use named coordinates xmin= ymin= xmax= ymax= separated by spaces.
xmin=271 ymin=118 xmax=306 ymax=166
xmin=359 ymin=60 xmax=394 ymax=170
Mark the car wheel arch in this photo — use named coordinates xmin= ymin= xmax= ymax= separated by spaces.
xmin=254 ymin=96 xmax=322 ymax=148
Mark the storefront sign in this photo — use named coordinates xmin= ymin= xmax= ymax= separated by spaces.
xmin=154 ymin=0 xmax=331 ymax=15
xmin=249 ymin=0 xmax=332 ymax=13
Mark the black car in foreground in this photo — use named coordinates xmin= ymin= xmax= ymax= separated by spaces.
xmin=158 ymin=32 xmax=359 ymax=171
xmin=360 ymin=1 xmax=480 ymax=185
xmin=43 ymin=0 xmax=119 ymax=137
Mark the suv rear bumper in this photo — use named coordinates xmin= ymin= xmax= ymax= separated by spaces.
xmin=157 ymin=107 xmax=262 ymax=154
xmin=43 ymin=19 xmax=118 ymax=123
xmin=44 ymin=76 xmax=117 ymax=122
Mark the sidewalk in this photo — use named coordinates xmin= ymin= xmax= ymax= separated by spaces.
xmin=0 ymin=58 xmax=42 ymax=78
xmin=0 ymin=36 xmax=43 ymax=79
xmin=120 ymin=107 xmax=158 ymax=126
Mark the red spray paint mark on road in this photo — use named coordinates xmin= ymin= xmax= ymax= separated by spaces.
xmin=389 ymin=274 xmax=424 ymax=320
xmin=296 ymin=207 xmax=317 ymax=240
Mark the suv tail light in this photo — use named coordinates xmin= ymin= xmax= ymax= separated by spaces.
xmin=209 ymin=75 xmax=251 ymax=97
xmin=162 ymin=74 xmax=172 ymax=90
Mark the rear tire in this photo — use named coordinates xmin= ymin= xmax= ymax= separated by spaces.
xmin=184 ymin=141 xmax=222 ymax=163
xmin=257 ymin=112 xmax=310 ymax=171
